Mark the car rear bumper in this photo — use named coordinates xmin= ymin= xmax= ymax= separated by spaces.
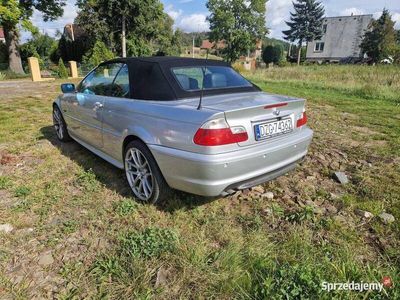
xmin=149 ymin=127 xmax=313 ymax=196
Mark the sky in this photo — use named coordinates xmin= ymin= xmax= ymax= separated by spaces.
xmin=24 ymin=0 xmax=400 ymax=42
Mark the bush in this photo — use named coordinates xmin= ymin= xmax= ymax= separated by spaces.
xmin=58 ymin=58 xmax=69 ymax=79
xmin=82 ymin=41 xmax=114 ymax=69
xmin=0 ymin=72 xmax=5 ymax=81
xmin=262 ymin=45 xmax=283 ymax=65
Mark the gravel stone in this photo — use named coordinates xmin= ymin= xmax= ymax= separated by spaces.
xmin=333 ymin=172 xmax=349 ymax=184
xmin=262 ymin=192 xmax=274 ymax=200
xmin=378 ymin=212 xmax=395 ymax=224
xmin=38 ymin=252 xmax=54 ymax=266
xmin=355 ymin=209 xmax=374 ymax=219
xmin=0 ymin=223 xmax=14 ymax=233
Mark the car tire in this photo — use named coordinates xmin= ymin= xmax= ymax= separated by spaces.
xmin=124 ymin=140 xmax=171 ymax=204
xmin=53 ymin=105 xmax=72 ymax=142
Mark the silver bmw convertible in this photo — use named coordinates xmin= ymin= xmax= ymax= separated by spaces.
xmin=53 ymin=57 xmax=313 ymax=203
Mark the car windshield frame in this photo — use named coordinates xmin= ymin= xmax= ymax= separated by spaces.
xmin=171 ymin=65 xmax=253 ymax=92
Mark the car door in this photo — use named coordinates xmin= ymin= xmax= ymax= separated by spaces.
xmin=102 ymin=64 xmax=132 ymax=160
xmin=73 ymin=63 xmax=123 ymax=148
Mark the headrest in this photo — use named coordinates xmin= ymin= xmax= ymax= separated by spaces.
xmin=204 ymin=73 xmax=227 ymax=88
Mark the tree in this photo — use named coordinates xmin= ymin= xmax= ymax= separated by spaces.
xmin=360 ymin=9 xmax=398 ymax=63
xmin=282 ymin=0 xmax=324 ymax=65
xmin=262 ymin=45 xmax=283 ymax=65
xmin=0 ymin=0 xmax=66 ymax=74
xmin=82 ymin=41 xmax=115 ymax=69
xmin=171 ymin=29 xmax=184 ymax=56
xmin=76 ymin=0 xmax=174 ymax=57
xmin=206 ymin=0 xmax=268 ymax=63
xmin=19 ymin=33 xmax=57 ymax=65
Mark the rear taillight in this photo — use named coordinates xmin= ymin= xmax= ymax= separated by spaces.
xmin=193 ymin=118 xmax=248 ymax=146
xmin=296 ymin=112 xmax=308 ymax=127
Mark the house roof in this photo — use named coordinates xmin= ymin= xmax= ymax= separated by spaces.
xmin=324 ymin=14 xmax=373 ymax=20
xmin=0 ymin=27 xmax=5 ymax=39
xmin=200 ymin=40 xmax=226 ymax=50
xmin=201 ymin=40 xmax=213 ymax=49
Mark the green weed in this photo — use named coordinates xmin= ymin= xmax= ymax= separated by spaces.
xmin=0 ymin=176 xmax=11 ymax=189
xmin=91 ymin=256 xmax=123 ymax=280
xmin=114 ymin=199 xmax=137 ymax=216
xmin=285 ymin=206 xmax=315 ymax=223
xmin=119 ymin=227 xmax=179 ymax=259
xmin=247 ymin=261 xmax=326 ymax=299
xmin=76 ymin=168 xmax=99 ymax=192
xmin=14 ymin=186 xmax=31 ymax=197
xmin=237 ymin=214 xmax=263 ymax=232
xmin=60 ymin=220 xmax=79 ymax=234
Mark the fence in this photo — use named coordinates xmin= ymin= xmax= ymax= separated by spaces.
xmin=78 ymin=64 xmax=92 ymax=78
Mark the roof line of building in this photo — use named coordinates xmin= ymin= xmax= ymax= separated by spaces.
xmin=324 ymin=14 xmax=373 ymax=19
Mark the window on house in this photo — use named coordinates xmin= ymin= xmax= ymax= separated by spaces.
xmin=314 ymin=42 xmax=325 ymax=52
xmin=322 ymin=24 xmax=327 ymax=33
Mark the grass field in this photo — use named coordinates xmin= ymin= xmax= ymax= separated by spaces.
xmin=0 ymin=65 xmax=399 ymax=299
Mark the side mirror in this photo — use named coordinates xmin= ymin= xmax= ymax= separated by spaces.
xmin=61 ymin=83 xmax=75 ymax=93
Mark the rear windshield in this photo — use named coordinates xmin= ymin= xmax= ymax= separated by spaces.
xmin=171 ymin=66 xmax=252 ymax=91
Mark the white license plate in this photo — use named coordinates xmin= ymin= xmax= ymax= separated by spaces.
xmin=255 ymin=118 xmax=293 ymax=140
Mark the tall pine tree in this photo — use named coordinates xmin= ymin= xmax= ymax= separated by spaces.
xmin=360 ymin=9 xmax=398 ymax=63
xmin=282 ymin=0 xmax=324 ymax=65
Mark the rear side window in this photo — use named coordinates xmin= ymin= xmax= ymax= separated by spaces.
xmin=172 ymin=66 xmax=252 ymax=91
xmin=78 ymin=63 xmax=122 ymax=96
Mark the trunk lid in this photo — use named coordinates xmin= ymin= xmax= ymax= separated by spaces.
xmin=187 ymin=92 xmax=307 ymax=147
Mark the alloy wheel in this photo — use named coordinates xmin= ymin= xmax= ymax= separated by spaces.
xmin=125 ymin=148 xmax=154 ymax=201
xmin=53 ymin=108 xmax=64 ymax=140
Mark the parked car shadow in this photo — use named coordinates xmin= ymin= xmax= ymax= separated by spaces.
xmin=39 ymin=125 xmax=217 ymax=212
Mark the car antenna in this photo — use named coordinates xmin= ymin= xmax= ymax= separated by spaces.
xmin=197 ymin=49 xmax=209 ymax=110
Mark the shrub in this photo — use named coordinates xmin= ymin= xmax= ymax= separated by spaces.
xmin=262 ymin=45 xmax=283 ymax=65
xmin=58 ymin=58 xmax=69 ymax=78
xmin=0 ymin=72 xmax=5 ymax=81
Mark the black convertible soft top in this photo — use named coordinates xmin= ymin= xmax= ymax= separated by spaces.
xmin=100 ymin=56 xmax=260 ymax=100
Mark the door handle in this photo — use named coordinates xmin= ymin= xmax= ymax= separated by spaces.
xmin=93 ymin=102 xmax=103 ymax=109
